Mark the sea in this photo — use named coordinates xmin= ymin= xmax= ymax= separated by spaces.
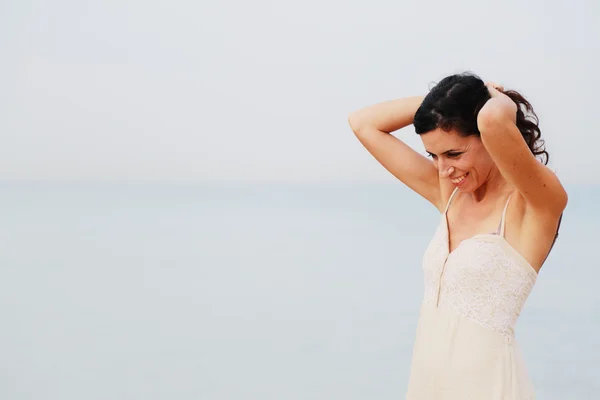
xmin=0 ymin=182 xmax=598 ymax=399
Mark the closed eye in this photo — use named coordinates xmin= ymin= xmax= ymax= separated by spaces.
xmin=446 ymin=152 xmax=462 ymax=158
xmin=426 ymin=152 xmax=437 ymax=159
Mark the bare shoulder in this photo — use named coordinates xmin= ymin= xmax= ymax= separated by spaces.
xmin=507 ymin=190 xmax=564 ymax=271
xmin=436 ymin=180 xmax=458 ymax=213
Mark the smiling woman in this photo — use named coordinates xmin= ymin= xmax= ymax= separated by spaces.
xmin=421 ymin=129 xmax=495 ymax=192
xmin=348 ymin=71 xmax=567 ymax=400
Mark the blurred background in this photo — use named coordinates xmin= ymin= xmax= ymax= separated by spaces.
xmin=1 ymin=0 xmax=598 ymax=398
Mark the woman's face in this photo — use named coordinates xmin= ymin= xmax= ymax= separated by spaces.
xmin=420 ymin=128 xmax=497 ymax=192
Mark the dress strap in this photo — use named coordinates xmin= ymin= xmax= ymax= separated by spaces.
xmin=499 ymin=192 xmax=514 ymax=237
xmin=443 ymin=187 xmax=460 ymax=214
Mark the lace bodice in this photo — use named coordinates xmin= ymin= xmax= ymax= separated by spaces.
xmin=422 ymin=188 xmax=537 ymax=339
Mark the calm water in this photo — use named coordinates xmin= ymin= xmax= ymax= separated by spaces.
xmin=0 ymin=182 xmax=598 ymax=399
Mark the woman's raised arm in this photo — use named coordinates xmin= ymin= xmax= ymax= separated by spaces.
xmin=348 ymin=96 xmax=443 ymax=211
xmin=477 ymin=85 xmax=568 ymax=217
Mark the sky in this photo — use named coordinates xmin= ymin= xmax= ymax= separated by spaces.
xmin=1 ymin=0 xmax=598 ymax=184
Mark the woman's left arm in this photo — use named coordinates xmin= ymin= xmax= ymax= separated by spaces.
xmin=477 ymin=85 xmax=568 ymax=216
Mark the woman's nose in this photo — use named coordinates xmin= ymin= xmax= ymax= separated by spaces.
xmin=440 ymin=165 xmax=455 ymax=179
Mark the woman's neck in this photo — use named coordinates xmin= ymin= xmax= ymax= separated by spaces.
xmin=470 ymin=168 xmax=512 ymax=203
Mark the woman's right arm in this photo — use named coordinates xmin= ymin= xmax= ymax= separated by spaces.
xmin=348 ymin=96 xmax=443 ymax=211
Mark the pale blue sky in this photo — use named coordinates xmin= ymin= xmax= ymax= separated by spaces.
xmin=1 ymin=0 xmax=597 ymax=183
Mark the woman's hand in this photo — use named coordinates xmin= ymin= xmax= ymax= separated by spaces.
xmin=479 ymin=81 xmax=518 ymax=125
xmin=485 ymin=81 xmax=504 ymax=97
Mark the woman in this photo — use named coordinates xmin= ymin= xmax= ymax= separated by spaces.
xmin=348 ymin=72 xmax=567 ymax=399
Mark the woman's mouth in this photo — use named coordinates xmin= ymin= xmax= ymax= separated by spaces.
xmin=451 ymin=173 xmax=469 ymax=186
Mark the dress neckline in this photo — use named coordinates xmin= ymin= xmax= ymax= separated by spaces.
xmin=442 ymin=187 xmax=538 ymax=277
xmin=441 ymin=216 xmax=538 ymax=277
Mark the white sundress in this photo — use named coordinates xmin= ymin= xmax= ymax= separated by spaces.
xmin=406 ymin=187 xmax=541 ymax=399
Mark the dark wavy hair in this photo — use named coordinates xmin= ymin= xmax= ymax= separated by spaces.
xmin=413 ymin=72 xmax=548 ymax=165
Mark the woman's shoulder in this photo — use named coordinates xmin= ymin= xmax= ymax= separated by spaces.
xmin=437 ymin=182 xmax=458 ymax=213
xmin=507 ymin=190 xmax=563 ymax=271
